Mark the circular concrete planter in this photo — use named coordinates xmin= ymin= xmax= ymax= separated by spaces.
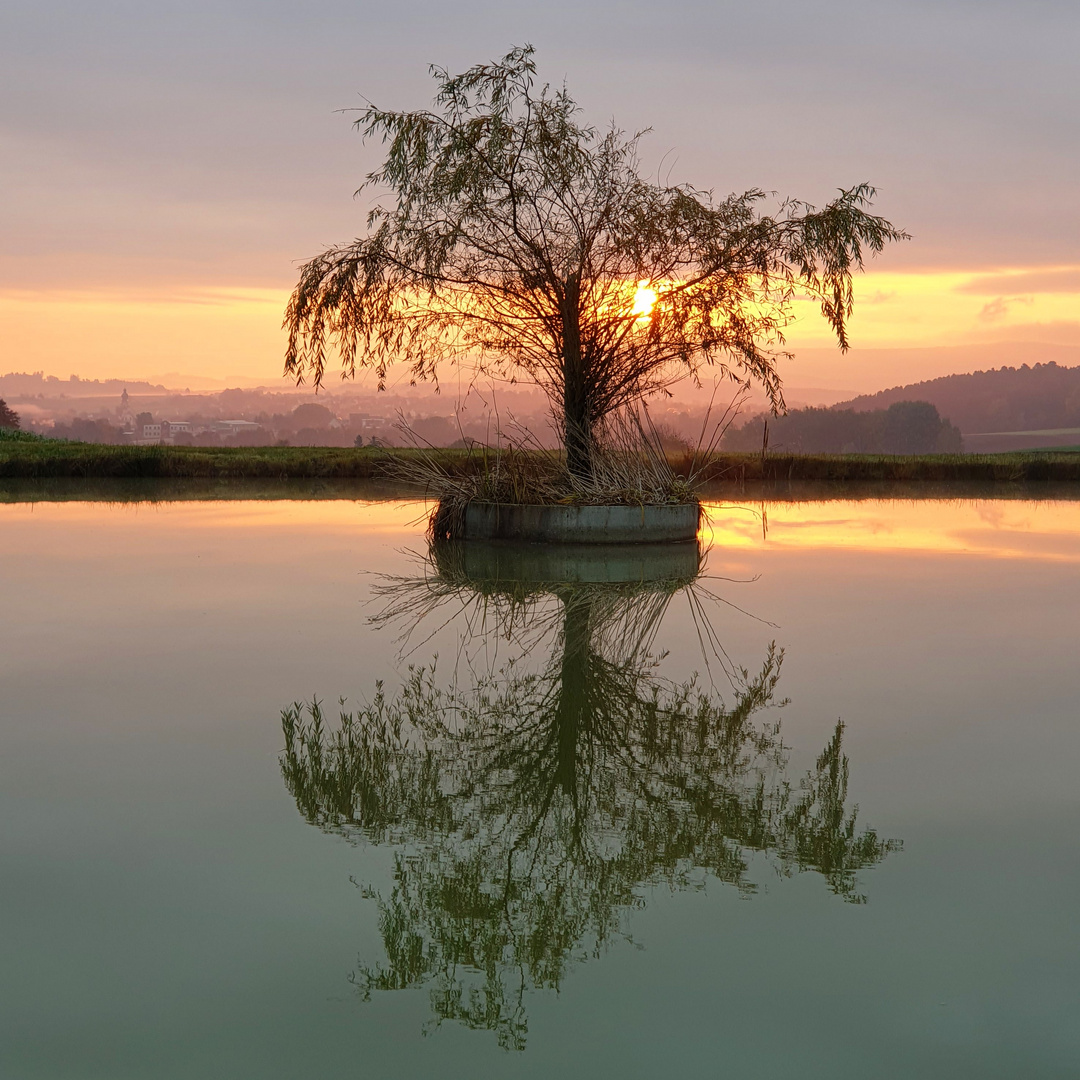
xmin=440 ymin=538 xmax=702 ymax=586
xmin=460 ymin=501 xmax=700 ymax=545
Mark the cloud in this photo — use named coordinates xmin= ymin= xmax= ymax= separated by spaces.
xmin=978 ymin=295 xmax=1034 ymax=322
xmin=957 ymin=267 xmax=1080 ymax=294
xmin=972 ymin=320 xmax=1080 ymax=345
xmin=4 ymin=0 xmax=1080 ymax=295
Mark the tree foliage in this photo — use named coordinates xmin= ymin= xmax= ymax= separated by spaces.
xmin=280 ymin=553 xmax=899 ymax=1047
xmin=284 ymin=45 xmax=907 ymax=476
xmin=725 ymin=400 xmax=963 ymax=454
xmin=0 ymin=398 xmax=20 ymax=430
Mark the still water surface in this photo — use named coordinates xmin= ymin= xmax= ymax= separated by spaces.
xmin=2 ymin=492 xmax=1078 ymax=1078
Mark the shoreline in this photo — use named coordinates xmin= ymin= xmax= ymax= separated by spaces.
xmin=4 ymin=442 xmax=1080 ymax=483
xmin=4 ymin=446 xmax=1080 ymax=505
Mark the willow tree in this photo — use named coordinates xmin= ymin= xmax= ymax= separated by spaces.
xmin=285 ymin=45 xmax=907 ymax=479
xmin=280 ymin=549 xmax=900 ymax=1046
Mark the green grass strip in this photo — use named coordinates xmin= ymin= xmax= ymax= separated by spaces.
xmin=4 ymin=441 xmax=1080 ymax=484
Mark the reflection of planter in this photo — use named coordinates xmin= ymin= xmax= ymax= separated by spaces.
xmin=460 ymin=501 xmax=700 ymax=544
xmin=449 ymin=538 xmax=702 ymax=586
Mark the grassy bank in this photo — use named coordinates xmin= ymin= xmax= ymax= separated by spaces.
xmin=0 ymin=476 xmax=420 ymax=504
xmin=692 ymin=450 xmax=1080 ymax=484
xmin=0 ymin=439 xmax=412 ymax=479
xmin=7 ymin=475 xmax=1080 ymax=505
xmin=3 ymin=438 xmax=1080 ymax=486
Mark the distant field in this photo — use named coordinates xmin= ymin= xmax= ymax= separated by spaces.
xmin=962 ymin=429 xmax=1080 ymax=454
xmin=3 ymin=438 xmax=1080 ymax=487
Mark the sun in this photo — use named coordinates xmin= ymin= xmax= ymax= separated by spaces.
xmin=631 ymin=281 xmax=658 ymax=318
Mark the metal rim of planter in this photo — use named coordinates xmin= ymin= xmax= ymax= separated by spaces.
xmin=458 ymin=500 xmax=701 ymax=545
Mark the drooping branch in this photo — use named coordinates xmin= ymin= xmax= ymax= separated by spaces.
xmin=284 ymin=45 xmax=907 ymax=468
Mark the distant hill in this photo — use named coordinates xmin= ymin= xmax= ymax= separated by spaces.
xmin=0 ymin=372 xmax=170 ymax=397
xmin=837 ymin=362 xmax=1080 ymax=434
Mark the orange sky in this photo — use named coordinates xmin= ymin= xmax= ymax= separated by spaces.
xmin=2 ymin=267 xmax=1077 ymax=395
xmin=3 ymin=2 xmax=1078 ymax=397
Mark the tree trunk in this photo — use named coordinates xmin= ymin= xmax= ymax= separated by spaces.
xmin=563 ymin=387 xmax=593 ymax=481
xmin=560 ymin=273 xmax=594 ymax=481
xmin=552 ymin=594 xmax=593 ymax=799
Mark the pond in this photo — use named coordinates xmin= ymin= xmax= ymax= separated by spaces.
xmin=2 ymin=487 xmax=1079 ymax=1078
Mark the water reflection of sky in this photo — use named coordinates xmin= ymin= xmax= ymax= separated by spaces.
xmin=8 ymin=493 xmax=1080 ymax=556
xmin=702 ymin=499 xmax=1080 ymax=561
xmin=2 ymin=495 xmax=1079 ymax=1078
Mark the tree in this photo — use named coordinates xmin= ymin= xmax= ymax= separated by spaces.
xmin=722 ymin=400 xmax=963 ymax=453
xmin=880 ymin=400 xmax=959 ymax=454
xmin=280 ymin=548 xmax=899 ymax=1046
xmin=49 ymin=417 xmax=123 ymax=444
xmin=285 ymin=46 xmax=907 ymax=479
xmin=289 ymin=402 xmax=335 ymax=430
xmin=0 ymin=398 xmax=20 ymax=430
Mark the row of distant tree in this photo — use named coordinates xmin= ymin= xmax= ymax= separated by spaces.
xmin=22 ymin=397 xmax=561 ymax=448
xmin=19 ymin=392 xmax=963 ymax=456
xmin=722 ymin=401 xmax=963 ymax=454
xmin=720 ymin=362 xmax=1080 ymax=455
xmin=20 ymin=368 xmax=1080 ymax=454
xmin=40 ymin=413 xmax=370 ymax=448
xmin=1 ymin=390 xmax=968 ymax=455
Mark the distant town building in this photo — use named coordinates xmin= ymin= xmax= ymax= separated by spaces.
xmin=210 ymin=420 xmax=261 ymax=437
xmin=349 ymin=413 xmax=382 ymax=431
xmin=118 ymin=388 xmax=135 ymax=429
xmin=128 ymin=419 xmax=195 ymax=444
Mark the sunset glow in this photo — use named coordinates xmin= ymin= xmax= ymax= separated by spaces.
xmin=3 ymin=265 xmax=1076 ymax=390
xmin=631 ymin=281 xmax=658 ymax=318
xmin=699 ymin=499 xmax=1080 ymax=562
xmin=7 ymin=496 xmax=1080 ymax=564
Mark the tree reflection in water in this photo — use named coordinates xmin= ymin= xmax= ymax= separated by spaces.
xmin=280 ymin=541 xmax=900 ymax=1049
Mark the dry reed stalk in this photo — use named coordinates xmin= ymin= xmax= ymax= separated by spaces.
xmin=383 ymin=405 xmax=726 ymax=540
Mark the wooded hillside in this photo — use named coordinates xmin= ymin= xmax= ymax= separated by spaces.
xmin=839 ymin=362 xmax=1080 ymax=433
